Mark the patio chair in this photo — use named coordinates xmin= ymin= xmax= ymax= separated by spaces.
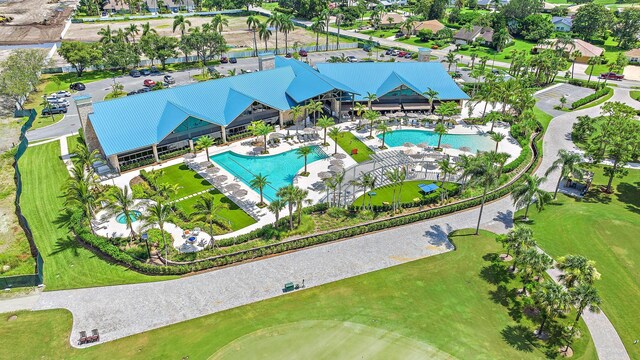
xmin=90 ymin=329 xmax=100 ymax=342
xmin=78 ymin=331 xmax=88 ymax=345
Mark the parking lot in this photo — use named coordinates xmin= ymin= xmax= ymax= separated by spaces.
xmin=534 ymin=83 xmax=594 ymax=116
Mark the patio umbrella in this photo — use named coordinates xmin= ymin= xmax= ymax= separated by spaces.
xmin=184 ymin=153 xmax=196 ymax=159
xmin=330 ymin=159 xmax=344 ymax=166
xmin=416 ymin=142 xmax=429 ymax=149
xmin=459 ymin=146 xmax=472 ymax=153
xmin=393 ymin=112 xmax=406 ymax=117
xmin=328 ymin=164 xmax=343 ymax=172
xmin=303 ymin=127 xmax=315 ymax=134
xmin=441 ymin=144 xmax=452 ymax=154
xmin=318 ymin=171 xmax=334 ymax=179
xmin=403 ymin=142 xmax=415 ymax=147
xmin=232 ymin=189 xmax=248 ymax=197
xmin=427 ymin=114 xmax=438 ymax=120
xmin=198 ymin=161 xmax=210 ymax=168
xmin=214 ymin=174 xmax=228 ymax=183
xmin=332 ymin=153 xmax=347 ymax=159
xmin=406 ymin=113 xmax=419 ymax=118
xmin=404 ymin=148 xmax=418 ymax=155
xmin=206 ymin=167 xmax=219 ymax=174
xmin=225 ymin=183 xmax=241 ymax=192
xmin=378 ymin=115 xmax=390 ymax=122
xmin=269 ymin=132 xmax=285 ymax=139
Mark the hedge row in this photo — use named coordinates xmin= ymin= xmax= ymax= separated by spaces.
xmin=120 ymin=157 xmax=154 ymax=172
xmin=568 ymin=78 xmax=604 ymax=90
xmin=159 ymin=148 xmax=189 ymax=161
xmin=571 ymin=87 xmax=612 ymax=109
xmin=227 ymin=131 xmax=252 ymax=142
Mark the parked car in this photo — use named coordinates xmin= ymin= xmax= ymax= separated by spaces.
xmin=54 ymin=90 xmax=71 ymax=97
xmin=363 ymin=45 xmax=371 ymax=52
xmin=70 ymin=82 xmax=85 ymax=91
xmin=285 ymin=52 xmax=292 ymax=58
xmin=46 ymin=97 xmax=69 ymax=106
xmin=139 ymin=87 xmax=152 ymax=93
xmin=163 ymin=75 xmax=175 ymax=84
xmin=140 ymin=68 xmax=151 ymax=76
xmin=130 ymin=70 xmax=141 ymax=78
xmin=42 ymin=105 xmax=67 ymax=115
xmin=220 ymin=56 xmax=228 ymax=63
xmin=397 ymin=51 xmax=408 ymax=57
xmin=395 ymin=32 xmax=404 ymax=38
xmin=126 ymin=91 xmax=138 ymax=96
xmin=385 ymin=49 xmax=393 ymax=55
xmin=229 ymin=57 xmax=237 ymax=63
xmin=346 ymin=55 xmax=359 ymax=63
xmin=404 ymin=53 xmax=412 ymax=59
xmin=599 ymin=72 xmax=624 ymax=80
xmin=390 ymin=50 xmax=399 ymax=56
xmin=298 ymin=49 xmax=308 ymax=57
xmin=143 ymin=79 xmax=156 ymax=87
xmin=150 ymin=66 xmax=160 ymax=75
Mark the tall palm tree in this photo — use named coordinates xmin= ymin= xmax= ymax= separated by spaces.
xmin=195 ymin=135 xmax=214 ymax=158
xmin=290 ymin=105 xmax=304 ymax=132
xmin=267 ymin=198 xmax=285 ymax=226
xmin=364 ymin=92 xmax=378 ymax=110
xmin=64 ymin=170 xmax=100 ymax=223
xmin=512 ymin=174 xmax=550 ymax=220
xmin=556 ymin=255 xmax=601 ymax=288
xmin=464 ymin=154 xmax=500 ymax=235
xmin=334 ymin=10 xmax=343 ymax=49
xmin=364 ymin=109 xmax=379 ymax=138
xmin=517 ymin=248 xmax=552 ymax=294
xmin=311 ymin=16 xmax=325 ymax=52
xmin=107 ymin=186 xmax=137 ymax=241
xmin=442 ymin=51 xmax=459 ymax=72
xmin=267 ymin=12 xmax=283 ymax=54
xmin=362 ymin=173 xmax=377 ymax=210
xmin=172 ymin=15 xmax=191 ymax=37
xmin=98 ymin=25 xmax=113 ymax=44
xmin=353 ymin=102 xmax=367 ymax=119
xmin=192 ymin=193 xmax=228 ymax=247
xmin=293 ymin=186 xmax=309 ymax=226
xmin=376 ymin=122 xmax=392 ymax=149
xmin=434 ymin=123 xmax=448 ymax=149
xmin=74 ymin=141 xmax=100 ymax=171
xmin=533 ymin=281 xmax=571 ymax=336
xmin=437 ymin=155 xmax=456 ymax=187
xmin=328 ymin=127 xmax=341 ymax=155
xmin=276 ymin=185 xmax=296 ymax=230
xmin=385 ymin=168 xmax=401 ymax=212
xmin=249 ymin=120 xmax=274 ymax=153
xmin=423 ymin=88 xmax=438 ymax=114
xmin=490 ymin=132 xmax=505 ymax=152
xmin=566 ymin=284 xmax=601 ymax=351
xmin=126 ymin=23 xmax=139 ymax=43
xmin=280 ymin=14 xmax=294 ymax=53
xmin=258 ymin=22 xmax=271 ymax=51
xmin=545 ymin=150 xmax=584 ymax=199
xmin=316 ymin=116 xmax=335 ymax=145
xmin=250 ymin=173 xmax=270 ymax=206
xmin=305 ymin=100 xmax=323 ymax=126
xmin=570 ymin=50 xmax=581 ymax=79
xmin=296 ymin=146 xmax=313 ymax=174
xmin=141 ymin=202 xmax=172 ymax=265
xmin=586 ymin=56 xmax=599 ymax=86
xmin=322 ymin=8 xmax=330 ymax=50
xmin=211 ymin=14 xmax=229 ymax=33
xmin=246 ymin=16 xmax=261 ymax=57
xmin=141 ymin=22 xmax=157 ymax=36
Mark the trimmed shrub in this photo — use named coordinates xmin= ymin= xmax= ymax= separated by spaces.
xmin=570 ymin=87 xmax=611 ymax=109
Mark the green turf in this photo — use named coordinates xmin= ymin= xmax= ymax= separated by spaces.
xmin=584 ymin=37 xmax=627 ymax=76
xmin=19 ymin=141 xmax=175 ymax=290
xmin=173 ymin=189 xmax=257 ymax=231
xmin=65 ymin=134 xmax=82 ymax=155
xmin=519 ymin=167 xmax=640 ymax=359
xmin=630 ymin=90 xmax=640 ymax=101
xmin=354 ymin=180 xmax=459 ymax=206
xmin=360 ymin=29 xmax=399 ymax=39
xmin=455 ymin=38 xmax=537 ymax=64
xmin=0 ymin=230 xmax=596 ymax=359
xmin=330 ymin=131 xmax=374 ymax=163
xmin=153 ymin=163 xmax=214 ymax=200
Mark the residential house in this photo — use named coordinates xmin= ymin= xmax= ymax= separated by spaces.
xmin=625 ymin=48 xmax=640 ymax=63
xmin=551 ymin=16 xmax=572 ymax=32
xmin=533 ymin=38 xmax=604 ymax=63
xmin=410 ymin=20 xmax=445 ymax=35
xmin=103 ymin=0 xmax=129 ymax=13
xmin=379 ymin=13 xmax=405 ymax=28
xmin=146 ymin=0 xmax=195 ymax=13
xmin=453 ymin=26 xmax=502 ymax=45
xmin=372 ymin=0 xmax=408 ymax=8
xmin=477 ymin=0 xmax=510 ymax=8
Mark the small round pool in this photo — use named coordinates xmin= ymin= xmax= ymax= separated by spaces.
xmin=115 ymin=210 xmax=141 ymax=224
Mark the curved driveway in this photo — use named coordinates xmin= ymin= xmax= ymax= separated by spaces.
xmin=23 ymin=88 xmax=635 ymax=359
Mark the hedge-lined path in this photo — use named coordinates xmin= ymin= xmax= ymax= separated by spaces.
xmin=27 ymin=89 xmax=635 ymax=357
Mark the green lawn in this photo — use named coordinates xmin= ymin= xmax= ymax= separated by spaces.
xmin=0 ymin=230 xmax=596 ymax=359
xmin=455 ymin=38 xmax=537 ymax=64
xmin=630 ymin=90 xmax=640 ymax=101
xmin=520 ymin=167 xmax=640 ymax=359
xmin=19 ymin=142 xmax=175 ymax=290
xmin=354 ymin=180 xmax=459 ymax=206
xmin=153 ymin=164 xmax=214 ymax=200
xmin=397 ymin=36 xmax=437 ymax=48
xmin=174 ymin=190 xmax=256 ymax=232
xmin=584 ymin=37 xmax=626 ymax=76
xmin=360 ymin=29 xmax=399 ymax=39
xmin=66 ymin=134 xmax=82 ymax=155
xmin=330 ymin=131 xmax=374 ymax=163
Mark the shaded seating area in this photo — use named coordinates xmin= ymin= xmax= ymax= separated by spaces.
xmin=418 ymin=183 xmax=440 ymax=194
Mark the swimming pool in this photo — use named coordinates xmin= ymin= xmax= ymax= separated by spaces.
xmin=379 ymin=129 xmax=495 ymax=153
xmin=210 ymin=146 xmax=328 ymax=201
xmin=116 ymin=210 xmax=141 ymax=224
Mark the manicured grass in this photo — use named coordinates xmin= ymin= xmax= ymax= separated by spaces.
xmin=397 ymin=37 xmax=437 ymax=48
xmin=360 ymin=29 xmax=399 ymax=39
xmin=520 ymin=167 xmax=640 ymax=359
xmin=0 ymin=230 xmax=596 ymax=359
xmin=19 ymin=142 xmax=175 ymax=290
xmin=174 ymin=190 xmax=256 ymax=232
xmin=66 ymin=134 xmax=82 ymax=155
xmin=455 ymin=38 xmax=537 ymax=64
xmin=153 ymin=163 xmax=213 ymax=200
xmin=584 ymin=37 xmax=626 ymax=75
xmin=330 ymin=131 xmax=374 ymax=163
xmin=354 ymin=180 xmax=459 ymax=206
xmin=630 ymin=90 xmax=640 ymax=101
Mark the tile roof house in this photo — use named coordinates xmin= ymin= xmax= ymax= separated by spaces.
xmin=551 ymin=16 xmax=573 ymax=32
xmin=453 ymin=26 xmax=501 ymax=45
xmin=379 ymin=13 xmax=405 ymax=28
xmin=625 ymin=48 xmax=640 ymax=63
xmin=410 ymin=20 xmax=446 ymax=35
xmin=533 ymin=38 xmax=604 ymax=63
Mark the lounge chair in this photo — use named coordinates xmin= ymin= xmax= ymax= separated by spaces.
xmin=90 ymin=329 xmax=100 ymax=342
xmin=193 ymin=227 xmax=201 ymax=236
xmin=78 ymin=331 xmax=88 ymax=345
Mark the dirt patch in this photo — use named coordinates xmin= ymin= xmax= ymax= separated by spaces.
xmin=7 ymin=314 xmax=17 ymax=321
xmin=0 ymin=0 xmax=75 ymax=44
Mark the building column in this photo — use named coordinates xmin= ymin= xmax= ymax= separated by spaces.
xmin=152 ymin=144 xmax=159 ymax=162
xmin=351 ymin=96 xmax=355 ymax=122
xmin=278 ymin=111 xmax=284 ymax=128
xmin=221 ymin=126 xmax=227 ymax=143
xmin=188 ymin=139 xmax=195 ymax=153
xmin=109 ymin=154 xmax=120 ymax=174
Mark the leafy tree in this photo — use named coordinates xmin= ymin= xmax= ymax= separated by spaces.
xmin=195 ymin=135 xmax=214 ymax=158
xmin=428 ymin=0 xmax=448 ymax=20
xmin=104 ymin=41 xmax=140 ymax=72
xmin=545 ymin=149 xmax=584 ymax=198
xmin=316 ymin=115 xmax=335 ymax=145
xmin=141 ymin=202 xmax=172 ymax=264
xmin=557 ymin=255 xmax=601 ymax=288
xmin=520 ymin=14 xmax=554 ymax=42
xmin=512 ymin=174 xmax=550 ymax=220
xmin=614 ymin=8 xmax=640 ymax=49
xmin=0 ymin=49 xmax=48 ymax=109
xmin=154 ymin=36 xmax=180 ymax=69
xmin=572 ymin=3 xmax=613 ymax=40
xmin=502 ymin=0 xmax=542 ymax=21
xmin=417 ymin=28 xmax=434 ymax=41
xmin=250 ymin=173 xmax=270 ymax=206
xmin=57 ymin=41 xmax=102 ymax=77
xmin=296 ymin=146 xmax=314 ymax=174
xmin=192 ymin=193 xmax=229 ymax=246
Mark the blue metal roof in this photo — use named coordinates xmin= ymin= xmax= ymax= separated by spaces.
xmin=316 ymin=62 xmax=470 ymax=101
xmin=275 ymin=57 xmax=358 ymax=101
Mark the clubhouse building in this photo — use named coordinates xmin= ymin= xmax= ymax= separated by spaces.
xmin=76 ymin=57 xmax=469 ymax=172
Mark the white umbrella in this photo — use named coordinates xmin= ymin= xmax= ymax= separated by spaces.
xmin=330 ymin=159 xmax=344 ymax=166
xmin=303 ymin=127 xmax=315 ymax=134
xmin=318 ymin=171 xmax=334 ymax=179
xmin=403 ymin=142 xmax=415 ymax=147
xmin=226 ymin=183 xmax=241 ymax=191
xmin=269 ymin=132 xmax=285 ymax=139
xmin=406 ymin=113 xmax=419 ymax=118
xmin=232 ymin=189 xmax=248 ymax=197
xmin=214 ymin=174 xmax=228 ymax=183
xmin=378 ymin=115 xmax=390 ymax=121
xmin=198 ymin=161 xmax=210 ymax=168
xmin=328 ymin=164 xmax=343 ymax=172
xmin=206 ymin=167 xmax=219 ymax=174
xmin=333 ymin=153 xmax=347 ymax=159
xmin=416 ymin=142 xmax=429 ymax=149
xmin=427 ymin=114 xmax=438 ymax=120
xmin=404 ymin=148 xmax=418 ymax=155
xmin=393 ymin=112 xmax=406 ymax=117
xmin=460 ymin=146 xmax=472 ymax=153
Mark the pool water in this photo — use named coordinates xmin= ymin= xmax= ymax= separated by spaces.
xmin=210 ymin=146 xmax=328 ymax=201
xmin=116 ymin=210 xmax=141 ymax=224
xmin=379 ymin=129 xmax=495 ymax=153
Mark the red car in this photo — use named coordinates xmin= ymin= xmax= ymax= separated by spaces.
xmin=298 ymin=49 xmax=308 ymax=57
xmin=397 ymin=51 xmax=408 ymax=57
xmin=599 ymin=72 xmax=624 ymax=80
xmin=220 ymin=56 xmax=228 ymax=63
xmin=143 ymin=79 xmax=156 ymax=87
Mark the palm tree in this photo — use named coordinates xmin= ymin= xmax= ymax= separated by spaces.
xmin=141 ymin=202 xmax=172 ymax=265
xmin=211 ymin=14 xmax=229 ymax=33
xmin=566 ymin=284 xmax=601 ymax=351
xmin=442 ymin=51 xmax=459 ymax=72
xmin=296 ymin=146 xmax=313 ymax=174
xmin=281 ymin=14 xmax=294 ymax=53
xmin=246 ymin=16 xmax=261 ymax=57
xmin=250 ymin=173 xmax=270 ymax=206
xmin=267 ymin=198 xmax=285 ymax=226
xmin=98 ymin=25 xmax=113 ymax=44
xmin=305 ymin=100 xmax=323 ymax=126
xmin=512 ymin=174 xmax=550 ymax=220
xmin=328 ymin=127 xmax=341 ymax=155
xmin=385 ymin=168 xmax=401 ymax=212
xmin=586 ymin=57 xmax=599 ymax=86
xmin=464 ymin=154 xmax=500 ymax=235
xmin=364 ymin=109 xmax=379 ymax=138
xmin=316 ymin=116 xmax=335 ymax=145
xmin=154 ymin=182 xmax=181 ymax=201
xmin=434 ymin=123 xmax=448 ymax=149
xmin=267 ymin=12 xmax=283 ymax=54
xmin=192 ymin=193 xmax=228 ymax=247
xmin=545 ymin=150 xmax=584 ymax=199
xmin=125 ymin=23 xmax=139 ymax=43
xmin=437 ymin=155 xmax=456 ymax=187
xmin=533 ymin=281 xmax=571 ymax=336
xmin=423 ymin=88 xmax=439 ymax=114
xmin=141 ymin=22 xmax=157 ymax=36
xmin=311 ymin=16 xmax=325 ymax=52
xmin=570 ymin=50 xmax=581 ymax=79
xmin=248 ymin=121 xmax=274 ymax=153
xmin=172 ymin=15 xmax=191 ymax=37
xmin=361 ymin=173 xmax=376 ymax=210
xmin=276 ymin=185 xmax=296 ymax=230
xmin=376 ymin=122 xmax=392 ymax=149
xmin=64 ymin=169 xmax=100 ymax=222
xmin=517 ymin=248 xmax=552 ymax=294
xmin=258 ymin=22 xmax=271 ymax=51
xmin=400 ymin=18 xmax=415 ymax=36
xmin=556 ymin=255 xmax=601 ymax=288
xmin=470 ymin=52 xmax=478 ymax=69
xmin=290 ymin=105 xmax=304 ymax=132
xmin=364 ymin=92 xmax=378 ymax=110
xmin=353 ymin=102 xmax=367 ymax=119
xmin=322 ymin=8 xmax=330 ymax=50
xmin=195 ymin=135 xmax=214 ymax=158
xmin=107 ymin=186 xmax=137 ymax=241
xmin=490 ymin=132 xmax=505 ymax=152
xmin=293 ymin=186 xmax=309 ymax=226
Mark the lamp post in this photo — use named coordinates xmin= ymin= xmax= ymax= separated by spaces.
xmin=141 ymin=232 xmax=151 ymax=262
